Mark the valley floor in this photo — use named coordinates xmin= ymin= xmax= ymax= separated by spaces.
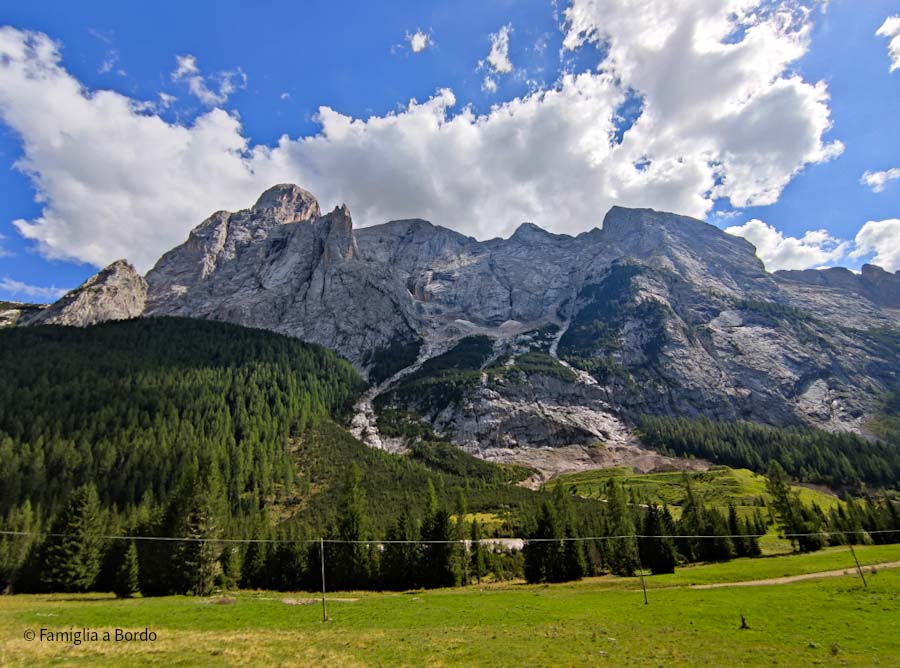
xmin=1 ymin=544 xmax=899 ymax=667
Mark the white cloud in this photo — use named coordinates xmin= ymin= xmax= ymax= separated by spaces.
xmin=406 ymin=30 xmax=432 ymax=54
xmin=861 ymin=167 xmax=900 ymax=193
xmin=562 ymin=0 xmax=843 ymax=209
xmin=876 ymin=15 xmax=900 ymax=71
xmin=486 ymin=24 xmax=513 ymax=74
xmin=0 ymin=277 xmax=69 ymax=301
xmin=0 ymin=232 xmax=11 ymax=257
xmin=158 ymin=92 xmax=176 ymax=108
xmin=0 ymin=9 xmax=843 ymax=272
xmin=481 ymin=75 xmax=498 ymax=93
xmin=98 ymin=49 xmax=119 ymax=74
xmin=280 ymin=92 xmax=291 ymax=101
xmin=725 ymin=219 xmax=849 ymax=271
xmin=851 ymin=219 xmax=900 ymax=271
xmin=171 ymin=54 xmax=245 ymax=106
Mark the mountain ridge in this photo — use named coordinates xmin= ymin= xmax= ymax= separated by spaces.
xmin=17 ymin=184 xmax=900 ymax=473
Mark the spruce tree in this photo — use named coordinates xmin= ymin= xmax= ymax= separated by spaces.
xmin=330 ymin=463 xmax=374 ymax=590
xmin=555 ymin=485 xmax=586 ymax=581
xmin=381 ymin=510 xmax=420 ymax=590
xmin=604 ymin=479 xmax=638 ymax=576
xmin=42 ymin=484 xmax=104 ymax=592
xmin=766 ymin=461 xmax=822 ymax=553
xmin=113 ymin=542 xmax=140 ymax=598
xmin=470 ymin=520 xmax=485 ymax=585
xmin=641 ymin=504 xmax=677 ymax=574
xmin=177 ymin=468 xmax=225 ymax=596
xmin=419 ymin=480 xmax=458 ymax=588
xmin=524 ymin=499 xmax=559 ymax=583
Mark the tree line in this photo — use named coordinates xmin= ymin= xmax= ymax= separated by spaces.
xmin=6 ymin=459 xmax=896 ymax=596
xmin=638 ymin=415 xmax=900 ymax=490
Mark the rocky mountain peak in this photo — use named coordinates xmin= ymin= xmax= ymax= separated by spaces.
xmin=28 ymin=259 xmax=147 ymax=327
xmin=321 ymin=204 xmax=360 ymax=263
xmin=251 ymin=183 xmax=320 ymax=223
xmin=509 ymin=222 xmax=570 ymax=244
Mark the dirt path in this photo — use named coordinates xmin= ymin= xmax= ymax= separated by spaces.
xmin=689 ymin=560 xmax=900 ymax=589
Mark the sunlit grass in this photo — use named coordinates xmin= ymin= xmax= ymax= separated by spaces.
xmin=2 ymin=544 xmax=898 ymax=666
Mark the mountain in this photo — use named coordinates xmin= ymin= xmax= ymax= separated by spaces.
xmin=0 ymin=301 xmax=46 ymax=327
xmin=28 ymin=184 xmax=900 ymax=474
xmin=26 ymin=260 xmax=147 ymax=327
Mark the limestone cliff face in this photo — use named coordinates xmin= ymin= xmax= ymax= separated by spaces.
xmin=775 ymin=264 xmax=900 ymax=309
xmin=27 ymin=260 xmax=146 ymax=327
xmin=144 ymin=186 xmax=419 ymax=364
xmin=31 ymin=184 xmax=900 ymax=450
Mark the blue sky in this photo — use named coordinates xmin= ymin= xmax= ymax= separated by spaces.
xmin=0 ymin=0 xmax=898 ymax=302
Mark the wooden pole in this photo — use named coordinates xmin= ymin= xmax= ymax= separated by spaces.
xmin=633 ymin=535 xmax=649 ymax=605
xmin=847 ymin=540 xmax=867 ymax=589
xmin=320 ymin=537 xmax=328 ymax=621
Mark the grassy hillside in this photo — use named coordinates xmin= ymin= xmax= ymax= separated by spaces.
xmin=551 ymin=466 xmax=841 ymax=513
xmin=2 ymin=546 xmax=898 ymax=666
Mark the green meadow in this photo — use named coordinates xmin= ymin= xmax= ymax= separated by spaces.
xmin=2 ymin=544 xmax=898 ymax=667
xmin=551 ymin=466 xmax=842 ymax=513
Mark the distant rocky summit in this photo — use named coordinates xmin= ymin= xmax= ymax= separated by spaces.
xmin=27 ymin=184 xmax=900 ymax=471
xmin=775 ymin=264 xmax=900 ymax=309
xmin=0 ymin=300 xmax=46 ymax=327
xmin=26 ymin=259 xmax=147 ymax=327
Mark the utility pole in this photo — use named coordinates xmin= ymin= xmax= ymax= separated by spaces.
xmin=320 ymin=537 xmax=328 ymax=621
xmin=847 ymin=539 xmax=867 ymax=589
xmin=633 ymin=535 xmax=649 ymax=605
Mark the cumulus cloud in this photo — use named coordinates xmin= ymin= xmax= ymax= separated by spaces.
xmin=171 ymin=54 xmax=245 ymax=106
xmin=0 ymin=7 xmax=844 ymax=271
xmin=725 ymin=219 xmax=849 ymax=271
xmin=486 ymin=24 xmax=513 ymax=73
xmin=876 ymin=15 xmax=900 ymax=71
xmin=0 ymin=277 xmax=69 ymax=301
xmin=861 ymin=167 xmax=900 ymax=193
xmin=481 ymin=75 xmax=498 ymax=93
xmin=406 ymin=30 xmax=432 ymax=54
xmin=851 ymin=219 xmax=900 ymax=271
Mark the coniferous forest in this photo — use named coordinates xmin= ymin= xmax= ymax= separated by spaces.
xmin=0 ymin=318 xmax=897 ymax=596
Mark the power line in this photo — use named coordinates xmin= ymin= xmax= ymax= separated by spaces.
xmin=1 ymin=528 xmax=897 ymax=545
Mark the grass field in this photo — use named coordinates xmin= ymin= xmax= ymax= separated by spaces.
xmin=2 ymin=544 xmax=898 ymax=667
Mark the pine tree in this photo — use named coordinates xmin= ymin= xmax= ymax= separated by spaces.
xmin=419 ymin=480 xmax=458 ymax=588
xmin=178 ymin=468 xmax=225 ymax=596
xmin=330 ymin=463 xmax=374 ymax=590
xmin=113 ymin=542 xmax=140 ymax=598
xmin=42 ymin=484 xmax=104 ymax=592
xmin=381 ymin=510 xmax=420 ymax=590
xmin=604 ymin=479 xmax=638 ymax=576
xmin=455 ymin=490 xmax=469 ymax=586
xmin=524 ymin=485 xmax=585 ymax=583
xmin=641 ymin=504 xmax=677 ymax=574
xmin=470 ymin=520 xmax=485 ymax=585
xmin=524 ymin=498 xmax=560 ymax=583
xmin=555 ymin=485 xmax=586 ymax=581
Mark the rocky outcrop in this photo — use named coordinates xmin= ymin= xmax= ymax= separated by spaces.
xmin=144 ymin=186 xmax=419 ymax=364
xmin=775 ymin=264 xmax=900 ymax=309
xmin=27 ymin=260 xmax=146 ymax=327
xmin=0 ymin=301 xmax=46 ymax=327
